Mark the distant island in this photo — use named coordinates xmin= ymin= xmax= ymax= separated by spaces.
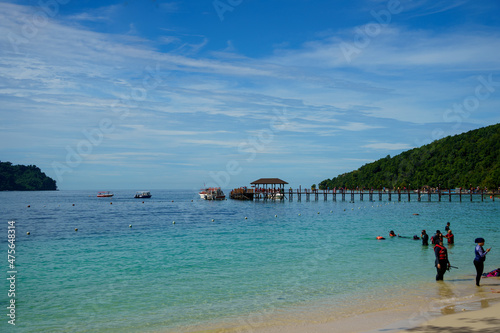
xmin=319 ymin=123 xmax=500 ymax=190
xmin=0 ymin=161 xmax=57 ymax=191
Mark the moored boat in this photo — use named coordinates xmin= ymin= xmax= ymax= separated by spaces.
xmin=202 ymin=187 xmax=225 ymax=200
xmin=97 ymin=191 xmax=114 ymax=198
xmin=134 ymin=191 xmax=151 ymax=198
xmin=230 ymin=187 xmax=254 ymax=200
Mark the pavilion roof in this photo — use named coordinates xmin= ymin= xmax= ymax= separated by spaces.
xmin=250 ymin=178 xmax=288 ymax=185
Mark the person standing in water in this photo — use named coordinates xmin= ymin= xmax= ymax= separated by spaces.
xmin=431 ymin=230 xmax=443 ymax=245
xmin=444 ymin=229 xmax=454 ymax=245
xmin=473 ymin=237 xmax=491 ymax=286
xmin=434 ymin=239 xmax=450 ymax=281
xmin=445 ymin=222 xmax=451 ymax=231
xmin=421 ymin=230 xmax=429 ymax=246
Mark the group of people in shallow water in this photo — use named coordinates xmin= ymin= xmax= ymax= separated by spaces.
xmin=379 ymin=222 xmax=494 ymax=286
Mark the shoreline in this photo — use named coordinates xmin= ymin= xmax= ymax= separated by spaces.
xmin=184 ymin=276 xmax=500 ymax=333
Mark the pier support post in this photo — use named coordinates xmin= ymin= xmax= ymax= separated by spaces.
xmin=333 ymin=191 xmax=336 ymax=202
xmin=351 ymin=190 xmax=354 ymax=202
xmin=369 ymin=190 xmax=373 ymax=202
xmin=398 ymin=190 xmax=401 ymax=202
xmin=379 ymin=190 xmax=382 ymax=201
xmin=408 ymin=190 xmax=411 ymax=202
xmin=449 ymin=189 xmax=452 ymax=202
xmin=360 ymin=191 xmax=363 ymax=201
xmin=388 ymin=190 xmax=392 ymax=201
xmin=438 ymin=189 xmax=441 ymax=202
xmin=417 ymin=189 xmax=421 ymax=202
xmin=428 ymin=191 xmax=431 ymax=202
xmin=342 ymin=190 xmax=345 ymax=201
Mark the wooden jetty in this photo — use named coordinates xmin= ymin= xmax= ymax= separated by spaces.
xmin=230 ymin=181 xmax=497 ymax=202
xmin=286 ymin=188 xmax=496 ymax=202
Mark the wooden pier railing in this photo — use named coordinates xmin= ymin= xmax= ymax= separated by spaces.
xmin=251 ymin=188 xmax=497 ymax=202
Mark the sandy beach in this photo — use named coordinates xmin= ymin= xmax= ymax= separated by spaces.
xmin=401 ymin=298 xmax=500 ymax=333
xmin=242 ymin=283 xmax=500 ymax=333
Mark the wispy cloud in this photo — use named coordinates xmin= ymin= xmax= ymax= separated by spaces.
xmin=1 ymin=1 xmax=499 ymax=189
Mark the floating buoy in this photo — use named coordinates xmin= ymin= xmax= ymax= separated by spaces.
xmin=26 ymin=232 xmax=30 ymax=235
xmin=376 ymin=236 xmax=385 ymax=240
xmin=27 ymin=205 xmax=30 ymax=208
xmin=245 ymin=217 xmax=248 ymax=219
xmin=171 ymin=200 xmax=174 ymax=202
xmin=191 ymin=200 xmax=193 ymax=202
xmin=317 ymin=212 xmax=320 ymax=214
xmin=110 ymin=202 xmax=112 ymax=205
xmin=172 ymin=221 xmax=175 ymax=224
xmin=330 ymin=210 xmax=333 ymax=213
xmin=75 ymin=228 xmax=78 ymax=232
xmin=275 ymin=214 xmax=277 ymax=217
xmin=72 ymin=204 xmax=75 ymax=206
xmin=142 ymin=201 xmax=144 ymax=204
xmin=211 ymin=219 xmax=215 ymax=222
xmin=129 ymin=225 xmax=132 ymax=228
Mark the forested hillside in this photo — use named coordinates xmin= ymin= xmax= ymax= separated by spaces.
xmin=0 ymin=161 xmax=57 ymax=191
xmin=319 ymin=123 xmax=500 ymax=190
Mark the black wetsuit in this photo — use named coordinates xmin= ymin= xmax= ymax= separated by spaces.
xmin=422 ymin=234 xmax=429 ymax=246
xmin=434 ymin=244 xmax=449 ymax=281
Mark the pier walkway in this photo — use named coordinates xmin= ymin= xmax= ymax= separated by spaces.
xmin=253 ymin=188 xmax=497 ymax=202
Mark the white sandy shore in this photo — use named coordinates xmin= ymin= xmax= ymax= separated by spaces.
xmin=236 ymin=286 xmax=500 ymax=333
xmin=397 ymin=299 xmax=500 ymax=332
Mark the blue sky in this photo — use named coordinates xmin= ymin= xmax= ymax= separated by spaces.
xmin=1 ymin=0 xmax=499 ymax=190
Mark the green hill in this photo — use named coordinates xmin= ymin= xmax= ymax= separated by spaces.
xmin=319 ymin=123 xmax=500 ymax=190
xmin=0 ymin=161 xmax=57 ymax=191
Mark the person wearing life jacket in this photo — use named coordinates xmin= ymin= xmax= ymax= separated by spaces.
xmin=434 ymin=239 xmax=450 ymax=281
xmin=431 ymin=230 xmax=443 ymax=245
xmin=389 ymin=230 xmax=397 ymax=237
xmin=444 ymin=229 xmax=454 ymax=245
xmin=473 ymin=237 xmax=491 ymax=286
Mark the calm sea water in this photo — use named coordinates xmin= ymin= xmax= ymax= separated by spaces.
xmin=0 ymin=190 xmax=499 ymax=332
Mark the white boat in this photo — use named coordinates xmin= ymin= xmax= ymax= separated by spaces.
xmin=134 ymin=191 xmax=151 ymax=198
xmin=97 ymin=191 xmax=114 ymax=198
xmin=201 ymin=187 xmax=225 ymax=200
xmin=199 ymin=187 xmax=208 ymax=199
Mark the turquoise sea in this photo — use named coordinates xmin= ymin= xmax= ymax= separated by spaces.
xmin=1 ymin=190 xmax=499 ymax=332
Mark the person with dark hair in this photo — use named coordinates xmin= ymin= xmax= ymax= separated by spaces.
xmin=431 ymin=230 xmax=443 ymax=245
xmin=445 ymin=222 xmax=451 ymax=231
xmin=421 ymin=230 xmax=429 ymax=246
xmin=434 ymin=239 xmax=450 ymax=281
xmin=473 ymin=238 xmax=492 ymax=286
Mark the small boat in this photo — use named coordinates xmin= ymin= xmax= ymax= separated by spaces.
xmin=230 ymin=187 xmax=254 ymax=200
xmin=134 ymin=191 xmax=152 ymax=198
xmin=199 ymin=187 xmax=209 ymax=199
xmin=97 ymin=191 xmax=114 ymax=198
xmin=202 ymin=187 xmax=225 ymax=200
